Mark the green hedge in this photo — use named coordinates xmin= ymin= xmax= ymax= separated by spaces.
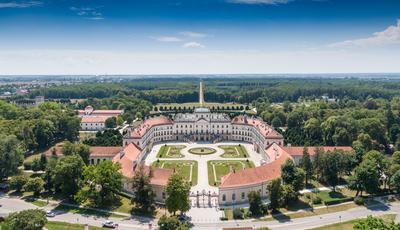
xmin=324 ymin=197 xmax=354 ymax=206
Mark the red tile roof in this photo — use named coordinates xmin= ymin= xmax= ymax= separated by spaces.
xmin=80 ymin=116 xmax=109 ymax=123
xmin=283 ymin=146 xmax=353 ymax=156
xmin=219 ymin=143 xmax=291 ymax=188
xmin=129 ymin=116 xmax=173 ymax=138
xmin=45 ymin=146 xmax=122 ymax=158
xmin=77 ymin=109 xmax=123 ymax=116
xmin=112 ymin=143 xmax=142 ymax=178
xmin=90 ymin=147 xmax=122 ymax=157
xmin=232 ymin=116 xmax=282 ymax=139
xmin=112 ymin=143 xmax=172 ymax=186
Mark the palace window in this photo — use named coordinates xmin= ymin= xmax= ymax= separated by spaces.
xmin=232 ymin=193 xmax=236 ymax=201
xmin=241 ymin=192 xmax=245 ymax=199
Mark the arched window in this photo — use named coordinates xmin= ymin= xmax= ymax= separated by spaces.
xmin=232 ymin=193 xmax=236 ymax=201
xmin=241 ymin=192 xmax=245 ymax=199
xmin=222 ymin=194 xmax=226 ymax=201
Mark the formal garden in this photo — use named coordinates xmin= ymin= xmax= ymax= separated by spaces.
xmin=152 ymin=160 xmax=198 ymax=186
xmin=207 ymin=160 xmax=255 ymax=186
xmin=218 ymin=144 xmax=249 ymax=158
xmin=156 ymin=144 xmax=186 ymax=158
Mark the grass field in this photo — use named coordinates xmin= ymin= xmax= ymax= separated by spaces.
xmin=152 ymin=160 xmax=198 ymax=186
xmin=309 ymin=214 xmax=396 ymax=230
xmin=207 ymin=160 xmax=254 ymax=186
xmin=45 ymin=221 xmax=106 ymax=230
xmin=157 ymin=145 xmax=186 ymax=158
xmin=219 ymin=145 xmax=248 ymax=158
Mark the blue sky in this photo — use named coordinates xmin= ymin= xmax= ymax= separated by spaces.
xmin=0 ymin=0 xmax=399 ymax=74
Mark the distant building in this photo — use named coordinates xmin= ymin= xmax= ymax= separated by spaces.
xmin=77 ymin=105 xmax=123 ymax=131
xmin=45 ymin=145 xmax=122 ymax=165
xmin=35 ymin=96 xmax=45 ymax=105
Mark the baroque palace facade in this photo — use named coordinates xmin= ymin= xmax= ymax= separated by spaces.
xmin=113 ymin=82 xmax=353 ymax=205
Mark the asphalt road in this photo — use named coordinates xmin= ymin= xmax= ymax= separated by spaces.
xmin=1 ymin=194 xmax=399 ymax=230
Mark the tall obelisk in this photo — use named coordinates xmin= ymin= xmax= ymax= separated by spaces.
xmin=199 ymin=81 xmax=205 ymax=106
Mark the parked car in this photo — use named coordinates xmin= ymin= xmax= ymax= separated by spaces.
xmin=46 ymin=210 xmax=56 ymax=217
xmin=102 ymin=220 xmax=117 ymax=228
xmin=0 ymin=183 xmax=10 ymax=192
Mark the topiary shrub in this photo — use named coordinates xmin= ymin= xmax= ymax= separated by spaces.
xmin=312 ymin=196 xmax=322 ymax=205
xmin=233 ymin=208 xmax=244 ymax=219
xmin=354 ymin=196 xmax=364 ymax=205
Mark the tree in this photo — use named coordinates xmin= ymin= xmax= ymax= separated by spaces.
xmin=33 ymin=119 xmax=56 ymax=149
xmin=354 ymin=215 xmax=400 ymax=230
xmin=131 ymin=166 xmax=155 ymax=213
xmin=313 ymin=147 xmax=324 ymax=181
xmin=320 ymin=151 xmax=342 ymax=191
xmin=9 ymin=175 xmax=28 ymax=192
xmin=271 ymin=117 xmax=282 ymax=128
xmin=348 ymin=159 xmax=380 ymax=196
xmin=62 ymin=141 xmax=91 ymax=164
xmin=105 ymin=117 xmax=117 ymax=128
xmin=390 ymin=169 xmax=400 ymax=192
xmin=281 ymin=159 xmax=305 ymax=192
xmin=158 ymin=215 xmax=189 ymax=230
xmin=267 ymin=178 xmax=282 ymax=211
xmin=52 ymin=154 xmax=85 ymax=198
xmin=300 ymin=147 xmax=313 ymax=185
xmin=165 ymin=173 xmax=191 ymax=215
xmin=75 ymin=160 xmax=122 ymax=207
xmin=281 ymin=184 xmax=297 ymax=207
xmin=0 ymin=135 xmax=24 ymax=181
xmin=3 ymin=209 xmax=47 ymax=230
xmin=23 ymin=177 xmax=45 ymax=197
xmin=248 ymin=191 xmax=262 ymax=216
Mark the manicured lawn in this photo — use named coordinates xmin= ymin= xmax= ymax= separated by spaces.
xmin=157 ymin=145 xmax=186 ymax=158
xmin=207 ymin=160 xmax=254 ymax=186
xmin=25 ymin=199 xmax=48 ymax=207
xmin=309 ymin=214 xmax=396 ymax=230
xmin=219 ymin=145 xmax=248 ymax=158
xmin=46 ymin=221 xmax=106 ymax=230
xmin=152 ymin=160 xmax=198 ymax=186
xmin=54 ymin=204 xmax=126 ymax=218
xmin=23 ymin=153 xmax=41 ymax=164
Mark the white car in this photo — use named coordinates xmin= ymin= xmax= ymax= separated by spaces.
xmin=46 ymin=210 xmax=56 ymax=217
xmin=102 ymin=220 xmax=117 ymax=228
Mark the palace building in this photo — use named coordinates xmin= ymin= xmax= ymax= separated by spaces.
xmin=114 ymin=82 xmax=353 ymax=205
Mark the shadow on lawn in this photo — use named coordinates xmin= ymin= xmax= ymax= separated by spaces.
xmin=270 ymin=210 xmax=291 ymax=223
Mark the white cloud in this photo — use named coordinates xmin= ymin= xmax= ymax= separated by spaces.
xmin=227 ymin=0 xmax=291 ymax=5
xmin=330 ymin=20 xmax=400 ymax=48
xmin=152 ymin=36 xmax=182 ymax=42
xmin=182 ymin=42 xmax=205 ymax=48
xmin=180 ymin=31 xmax=207 ymax=38
xmin=70 ymin=7 xmax=104 ymax=20
xmin=0 ymin=1 xmax=42 ymax=8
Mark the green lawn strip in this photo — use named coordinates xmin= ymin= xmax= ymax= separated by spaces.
xmin=308 ymin=214 xmax=397 ymax=230
xmin=257 ymin=203 xmax=365 ymax=222
xmin=25 ymin=199 xmax=48 ymax=207
xmin=54 ymin=203 xmax=126 ymax=218
xmin=219 ymin=145 xmax=248 ymax=158
xmin=157 ymin=145 xmax=185 ymax=158
xmin=152 ymin=160 xmax=198 ymax=186
xmin=46 ymin=221 xmax=106 ymax=230
xmin=207 ymin=160 xmax=254 ymax=186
